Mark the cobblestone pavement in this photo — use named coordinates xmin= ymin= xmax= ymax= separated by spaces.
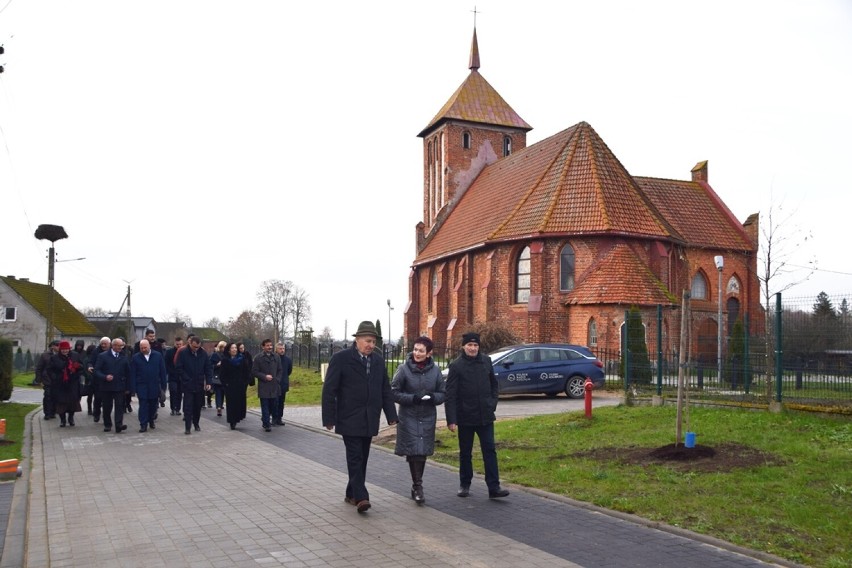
xmin=0 ymin=388 xmax=798 ymax=567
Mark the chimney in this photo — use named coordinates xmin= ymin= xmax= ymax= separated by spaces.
xmin=691 ymin=160 xmax=708 ymax=182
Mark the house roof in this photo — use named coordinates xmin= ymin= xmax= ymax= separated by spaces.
xmin=415 ymin=122 xmax=681 ymax=264
xmin=190 ymin=327 xmax=228 ymax=342
xmin=635 ymin=176 xmax=756 ymax=251
xmin=565 ymin=243 xmax=677 ymax=306
xmin=418 ymin=29 xmax=531 ymax=138
xmin=0 ymin=276 xmax=99 ymax=336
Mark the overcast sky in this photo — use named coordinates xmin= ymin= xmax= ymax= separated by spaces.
xmin=1 ymin=0 xmax=850 ymax=340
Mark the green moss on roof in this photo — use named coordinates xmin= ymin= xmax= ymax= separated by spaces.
xmin=1 ymin=276 xmax=99 ymax=336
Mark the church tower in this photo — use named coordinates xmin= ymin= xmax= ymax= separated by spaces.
xmin=416 ymin=28 xmax=532 ymax=251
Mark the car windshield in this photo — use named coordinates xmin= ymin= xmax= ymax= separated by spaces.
xmin=488 ymin=349 xmax=514 ymax=364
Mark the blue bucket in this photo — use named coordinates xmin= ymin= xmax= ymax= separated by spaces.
xmin=684 ymin=432 xmax=696 ymax=448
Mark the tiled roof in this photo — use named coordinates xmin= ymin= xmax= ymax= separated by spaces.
xmin=418 ymin=70 xmax=532 ymax=137
xmin=191 ymin=327 xmax=228 ymax=342
xmin=416 ymin=122 xmax=680 ymax=263
xmin=566 ymin=243 xmax=677 ymax=306
xmin=0 ymin=276 xmax=99 ymax=336
xmin=635 ymin=176 xmax=755 ymax=251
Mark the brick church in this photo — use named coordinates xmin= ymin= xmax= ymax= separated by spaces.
xmin=403 ymin=28 xmax=762 ymax=360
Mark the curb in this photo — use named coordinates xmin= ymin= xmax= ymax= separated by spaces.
xmin=0 ymin=407 xmax=38 ymax=568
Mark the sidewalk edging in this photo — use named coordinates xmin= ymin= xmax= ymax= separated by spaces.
xmin=0 ymin=407 xmax=39 ymax=568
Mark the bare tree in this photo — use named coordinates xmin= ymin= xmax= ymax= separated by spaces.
xmin=318 ymin=326 xmax=334 ymax=344
xmin=256 ymin=279 xmax=293 ymax=344
xmin=203 ymin=317 xmax=226 ymax=333
xmin=164 ymin=308 xmax=193 ymax=327
xmin=758 ymin=196 xmax=815 ymax=399
xmin=291 ymin=286 xmax=312 ymax=340
xmin=226 ymin=310 xmax=265 ymax=343
xmin=82 ymin=306 xmax=110 ymax=316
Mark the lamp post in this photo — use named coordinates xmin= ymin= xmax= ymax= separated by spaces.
xmin=34 ymin=224 xmax=68 ymax=350
xmin=714 ymin=255 xmax=724 ymax=383
xmin=387 ymin=299 xmax=394 ymax=353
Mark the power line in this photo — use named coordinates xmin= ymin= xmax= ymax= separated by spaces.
xmin=787 ymin=264 xmax=852 ymax=277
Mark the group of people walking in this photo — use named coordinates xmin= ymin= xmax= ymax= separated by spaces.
xmin=33 ymin=330 xmax=292 ymax=435
xmin=322 ymin=321 xmax=509 ymax=514
xmin=36 ymin=322 xmax=507 ymax=512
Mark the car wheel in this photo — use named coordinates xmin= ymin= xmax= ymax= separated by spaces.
xmin=565 ymin=376 xmax=586 ymax=399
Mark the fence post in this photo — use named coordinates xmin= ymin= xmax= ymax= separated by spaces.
xmin=775 ymin=293 xmax=783 ymax=402
xmin=656 ymin=304 xmax=663 ymax=396
xmin=744 ymin=313 xmax=751 ymax=394
xmin=623 ymin=310 xmax=630 ymax=393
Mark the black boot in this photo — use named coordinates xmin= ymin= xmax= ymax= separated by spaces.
xmin=68 ymin=412 xmax=75 ymax=426
xmin=409 ymin=457 xmax=425 ymax=504
xmin=59 ymin=413 xmax=66 ymax=427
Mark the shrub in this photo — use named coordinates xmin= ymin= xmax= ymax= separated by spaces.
xmin=459 ymin=321 xmax=521 ymax=354
xmin=619 ymin=307 xmax=652 ymax=384
xmin=14 ymin=347 xmax=24 ymax=372
xmin=25 ymin=349 xmax=34 ymax=372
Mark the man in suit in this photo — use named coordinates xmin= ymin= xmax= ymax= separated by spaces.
xmin=93 ymin=338 xmax=131 ymax=434
xmin=176 ymin=336 xmax=212 ymax=435
xmin=322 ymin=321 xmax=398 ymax=514
xmin=130 ymin=339 xmax=167 ymax=433
xmin=164 ymin=337 xmax=184 ymax=416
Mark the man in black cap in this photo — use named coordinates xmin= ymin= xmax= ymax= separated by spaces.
xmin=445 ymin=331 xmax=510 ymax=499
xmin=322 ymin=320 xmax=398 ymax=513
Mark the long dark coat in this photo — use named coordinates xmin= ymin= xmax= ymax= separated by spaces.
xmin=129 ymin=350 xmax=167 ymax=400
xmin=221 ymin=353 xmax=249 ymax=424
xmin=444 ymin=352 xmax=499 ymax=427
xmin=391 ymin=355 xmax=446 ymax=457
xmin=321 ymin=345 xmax=398 ymax=437
xmin=48 ymin=353 xmax=82 ymax=413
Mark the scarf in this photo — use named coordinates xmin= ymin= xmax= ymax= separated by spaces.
xmin=228 ymin=354 xmax=244 ymax=366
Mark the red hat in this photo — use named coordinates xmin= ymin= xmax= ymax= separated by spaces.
xmin=59 ymin=340 xmax=71 ymax=350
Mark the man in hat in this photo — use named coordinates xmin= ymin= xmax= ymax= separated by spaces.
xmin=445 ymin=331 xmax=510 ymax=499
xmin=322 ymin=320 xmax=398 ymax=513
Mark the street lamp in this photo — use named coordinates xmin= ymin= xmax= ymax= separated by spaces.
xmin=714 ymin=255 xmax=724 ymax=383
xmin=387 ymin=299 xmax=394 ymax=352
xmin=35 ymin=224 xmax=68 ymax=350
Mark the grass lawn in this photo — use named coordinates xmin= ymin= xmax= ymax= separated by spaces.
xmin=0 ymin=402 xmax=39 ymax=461
xmin=422 ymin=405 xmax=851 ymax=568
xmin=246 ymin=366 xmax=324 ymax=408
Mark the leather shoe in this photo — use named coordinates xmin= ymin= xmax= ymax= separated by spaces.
xmin=457 ymin=486 xmax=470 ymax=498
xmin=194 ymin=424 xmax=200 ymax=431
xmin=149 ymin=422 xmax=155 ymax=429
xmin=103 ymin=426 xmax=111 ymax=432
xmin=139 ymin=426 xmax=147 ymax=433
xmin=185 ymin=429 xmax=191 ymax=435
xmin=119 ymin=424 xmax=128 ymax=432
xmin=488 ymin=488 xmax=510 ymax=499
xmin=344 ymin=497 xmax=357 ymax=506
xmin=356 ymin=499 xmax=371 ymax=513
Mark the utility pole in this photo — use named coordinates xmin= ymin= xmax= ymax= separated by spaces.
xmin=34 ymin=224 xmax=68 ymax=350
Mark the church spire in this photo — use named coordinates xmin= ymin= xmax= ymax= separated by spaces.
xmin=468 ymin=27 xmax=480 ymax=71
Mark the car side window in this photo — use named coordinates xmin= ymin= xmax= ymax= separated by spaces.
xmin=539 ymin=349 xmax=562 ymax=362
xmin=563 ymin=349 xmax=583 ymax=360
xmin=507 ymin=349 xmax=535 ymax=364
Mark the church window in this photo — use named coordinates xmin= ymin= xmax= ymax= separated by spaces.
xmin=560 ymin=244 xmax=575 ymax=291
xmin=691 ymin=272 xmax=708 ymax=300
xmin=588 ymin=318 xmax=598 ymax=347
xmin=503 ymin=136 xmax=512 ymax=157
xmin=463 ymin=131 xmax=471 ymax=149
xmin=428 ymin=267 xmax=438 ymax=312
xmin=515 ymin=246 xmax=531 ymax=304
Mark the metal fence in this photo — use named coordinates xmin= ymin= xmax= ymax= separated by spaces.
xmin=275 ymin=291 xmax=851 ymax=413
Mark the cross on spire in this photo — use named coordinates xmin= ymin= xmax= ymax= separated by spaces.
xmin=471 ymin=5 xmax=480 ymax=28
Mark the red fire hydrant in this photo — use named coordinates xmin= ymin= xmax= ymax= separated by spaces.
xmin=584 ymin=378 xmax=593 ymax=419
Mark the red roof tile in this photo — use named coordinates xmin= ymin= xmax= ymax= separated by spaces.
xmin=566 ymin=243 xmax=677 ymax=306
xmin=416 ymin=122 xmax=680 ymax=263
xmin=418 ymin=70 xmax=531 ymax=138
xmin=635 ymin=177 xmax=755 ymax=251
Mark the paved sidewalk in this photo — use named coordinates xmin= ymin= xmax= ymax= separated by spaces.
xmin=1 ymin=391 xmax=799 ymax=567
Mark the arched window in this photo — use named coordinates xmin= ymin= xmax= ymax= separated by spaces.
xmin=503 ymin=136 xmax=512 ymax=157
xmin=462 ymin=131 xmax=471 ymax=149
xmin=588 ymin=318 xmax=598 ymax=347
xmin=516 ymin=246 xmax=531 ymax=304
xmin=691 ymin=272 xmax=708 ymax=300
xmin=560 ymin=244 xmax=575 ymax=291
